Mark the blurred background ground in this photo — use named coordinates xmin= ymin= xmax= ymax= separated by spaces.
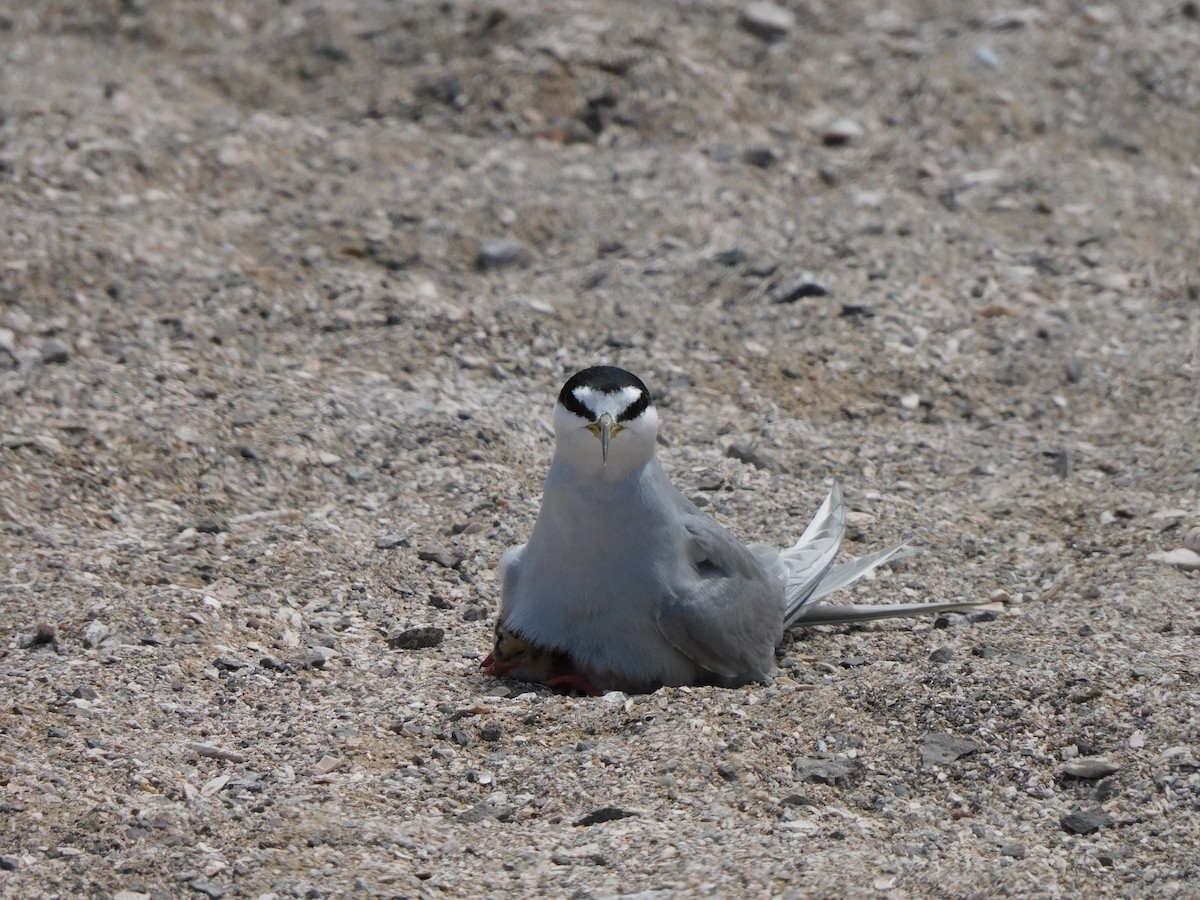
xmin=1 ymin=1 xmax=1198 ymax=897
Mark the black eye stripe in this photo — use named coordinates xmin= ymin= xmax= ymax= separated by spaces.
xmin=558 ymin=366 xmax=651 ymax=422
xmin=616 ymin=391 xmax=650 ymax=423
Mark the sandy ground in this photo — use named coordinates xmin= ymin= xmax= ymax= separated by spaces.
xmin=2 ymin=1 xmax=1199 ymax=897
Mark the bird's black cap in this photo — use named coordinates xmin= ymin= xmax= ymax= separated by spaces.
xmin=558 ymin=366 xmax=652 ymax=422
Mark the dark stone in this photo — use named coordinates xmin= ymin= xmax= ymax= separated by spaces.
xmin=1060 ymin=807 xmax=1113 ymax=835
xmin=212 ymin=656 xmax=253 ymax=671
xmin=742 ymin=147 xmax=777 ymax=168
xmin=929 ymin=646 xmax=954 ymax=663
xmin=773 ymin=278 xmax=829 ymax=303
xmin=575 ymin=807 xmax=638 ymax=826
xmin=840 ymin=303 xmax=876 ymax=318
xmin=387 ymin=625 xmax=444 ymax=650
xmin=476 ymin=239 xmax=526 ymax=271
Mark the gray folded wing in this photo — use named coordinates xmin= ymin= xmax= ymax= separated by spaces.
xmin=655 ymin=515 xmax=784 ymax=681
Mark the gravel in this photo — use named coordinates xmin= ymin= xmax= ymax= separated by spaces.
xmin=2 ymin=1 xmax=1199 ymax=897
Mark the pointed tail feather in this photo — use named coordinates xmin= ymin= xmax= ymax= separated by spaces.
xmin=779 ymin=485 xmax=989 ymax=629
xmin=791 ymin=598 xmax=996 ymax=626
xmin=807 ymin=541 xmax=910 ymax=604
xmin=780 ymin=484 xmax=846 ymax=621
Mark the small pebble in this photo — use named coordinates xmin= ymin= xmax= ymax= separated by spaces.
xmin=972 ymin=44 xmax=1005 ymax=72
xmin=212 ymin=656 xmax=253 ymax=671
xmin=313 ymin=754 xmax=342 ymax=775
xmin=822 ymin=118 xmax=864 ymax=146
xmin=921 ymin=732 xmax=981 ymax=766
xmin=387 ymin=625 xmax=444 ymax=650
xmin=39 ymin=337 xmax=71 ymax=364
xmin=773 ymin=276 xmax=829 ymax=303
xmin=82 ymin=621 xmax=110 ymax=648
xmin=742 ymin=147 xmax=777 ymax=168
xmin=1000 ymin=843 xmax=1025 ymax=859
xmin=929 ymin=646 xmax=954 ymax=663
xmin=418 ymin=546 xmax=464 ymax=569
xmin=575 ymin=807 xmax=639 ymax=826
xmin=187 ymin=880 xmax=227 ymax=899
xmin=460 ymin=800 xmax=513 ymax=823
xmin=191 ymin=742 xmax=247 ymax=764
xmin=476 ymin=239 xmax=526 ymax=271
xmin=1053 ymin=447 xmax=1074 ymax=479
xmin=1060 ymin=807 xmax=1113 ymax=835
xmin=376 ymin=532 xmax=410 ymax=550
xmin=1148 ymin=548 xmax=1200 ymax=571
xmin=839 ymin=303 xmax=875 ymax=318
xmin=738 ymin=2 xmax=794 ymax=41
xmin=781 ymin=793 xmax=815 ymax=807
xmin=1063 ymin=757 xmax=1120 ymax=779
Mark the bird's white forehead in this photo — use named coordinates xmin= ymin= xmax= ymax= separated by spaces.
xmin=570 ymin=384 xmax=644 ymax=419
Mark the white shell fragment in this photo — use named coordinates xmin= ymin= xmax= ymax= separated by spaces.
xmin=1063 ymin=757 xmax=1120 ymax=778
xmin=1149 ymin=548 xmax=1200 ymax=572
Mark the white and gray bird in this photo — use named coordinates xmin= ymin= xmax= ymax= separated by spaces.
xmin=483 ymin=366 xmax=985 ymax=695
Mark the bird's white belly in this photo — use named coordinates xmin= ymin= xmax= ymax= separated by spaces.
xmin=503 ymin=465 xmax=701 ymax=688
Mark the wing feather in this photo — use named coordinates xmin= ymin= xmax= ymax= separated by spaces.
xmin=655 ymin=515 xmax=782 ymax=681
